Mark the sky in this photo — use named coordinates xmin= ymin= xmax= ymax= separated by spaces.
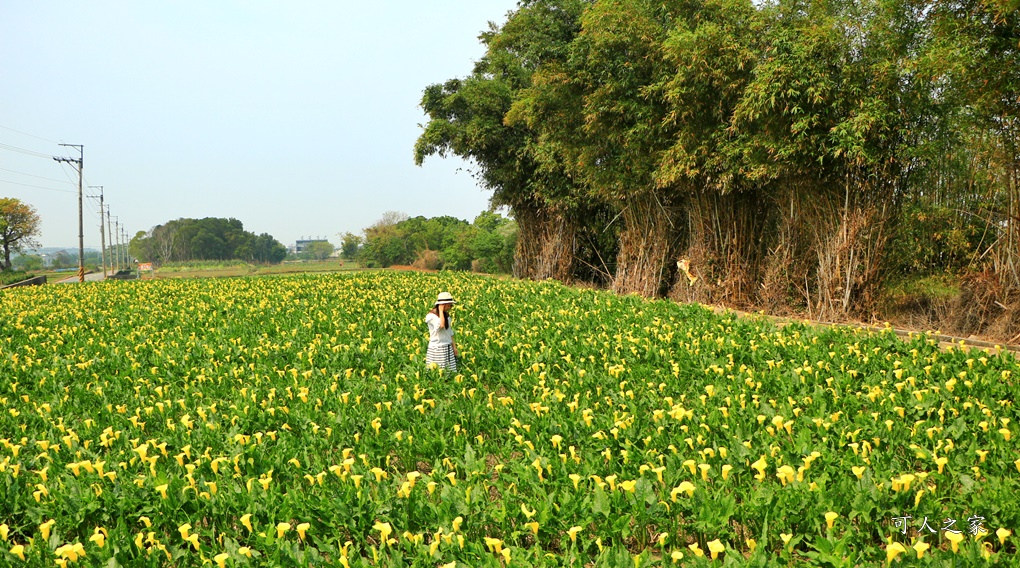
xmin=0 ymin=1 xmax=519 ymax=250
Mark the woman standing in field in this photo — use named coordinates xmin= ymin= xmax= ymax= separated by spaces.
xmin=425 ymin=292 xmax=458 ymax=372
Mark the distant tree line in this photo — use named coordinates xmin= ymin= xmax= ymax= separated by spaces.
xmin=416 ymin=0 xmax=1020 ymax=320
xmin=298 ymin=241 xmax=336 ymax=261
xmin=352 ymin=210 xmax=516 ymax=272
xmin=130 ymin=217 xmax=288 ymax=265
xmin=11 ymin=250 xmax=105 ymax=272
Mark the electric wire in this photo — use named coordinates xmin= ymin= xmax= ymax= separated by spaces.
xmin=55 ymin=162 xmax=81 ymax=186
xmin=0 ymin=166 xmax=75 ymax=186
xmin=0 ymin=123 xmax=60 ymax=143
xmin=2 ymin=134 xmax=120 ymax=253
xmin=0 ymin=178 xmax=75 ymax=193
xmin=0 ymin=141 xmax=56 ymax=159
xmin=84 ymin=196 xmax=103 ymax=221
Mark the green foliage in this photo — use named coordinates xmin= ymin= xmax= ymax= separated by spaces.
xmin=340 ymin=232 xmax=364 ymax=260
xmin=0 ymin=197 xmax=41 ymax=271
xmin=930 ymin=0 xmax=1020 ymax=129
xmin=303 ymin=241 xmax=336 ymax=262
xmin=887 ymin=203 xmax=991 ymax=275
xmin=654 ymin=0 xmax=758 ymax=189
xmin=359 ymin=211 xmax=515 ymax=272
xmin=11 ymin=254 xmax=44 ymax=272
xmin=883 ymin=273 xmax=961 ymax=303
xmin=48 ymin=251 xmax=76 ymax=270
xmin=418 ymin=1 xmax=600 ymax=283
xmin=564 ymin=0 xmax=677 ymax=198
xmin=420 ymin=0 xmax=1020 ymax=304
xmin=0 ymin=270 xmax=34 ymax=286
xmin=0 ymin=272 xmax=1018 ymax=566
xmin=470 ymin=212 xmax=517 ymax=274
xmin=157 ymin=259 xmax=252 ymax=272
xmin=131 ymin=218 xmax=287 ymax=265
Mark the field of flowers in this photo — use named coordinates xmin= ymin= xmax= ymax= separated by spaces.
xmin=0 ymin=271 xmax=1017 ymax=566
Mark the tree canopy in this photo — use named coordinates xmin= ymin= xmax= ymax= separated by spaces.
xmin=358 ymin=210 xmax=516 ymax=273
xmin=0 ymin=198 xmax=41 ymax=271
xmin=303 ymin=240 xmax=335 ymax=261
xmin=130 ymin=217 xmax=287 ymax=265
xmin=417 ymin=0 xmax=1020 ymax=319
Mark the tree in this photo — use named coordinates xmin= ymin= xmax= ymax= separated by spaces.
xmin=441 ymin=224 xmax=477 ymax=271
xmin=305 ymin=241 xmax=335 ymax=261
xmin=249 ymin=233 xmax=288 ymax=264
xmin=131 ymin=217 xmax=288 ymax=264
xmin=411 ymin=0 xmax=1019 ymax=326
xmin=378 ymin=211 xmax=410 ymax=226
xmin=731 ymin=0 xmax=934 ymax=317
xmin=152 ymin=225 xmax=177 ymax=264
xmin=51 ymin=250 xmax=74 ymax=269
xmin=469 ymin=211 xmax=517 ymax=273
xmin=929 ymin=0 xmax=1020 ymax=288
xmin=361 ymin=211 xmax=411 ymax=267
xmin=339 ymin=232 xmax=363 ymax=259
xmin=416 ymin=0 xmax=594 ymax=282
xmin=190 ymin=229 xmax=226 ymax=260
xmin=129 ymin=230 xmax=155 ymax=264
xmin=0 ymin=198 xmax=41 ymax=271
xmin=358 ymin=210 xmax=515 ymax=272
xmin=12 ymin=253 xmax=43 ymax=272
xmin=507 ymin=0 xmax=690 ymax=296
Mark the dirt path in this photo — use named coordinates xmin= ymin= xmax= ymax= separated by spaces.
xmin=706 ymin=304 xmax=1020 ymax=355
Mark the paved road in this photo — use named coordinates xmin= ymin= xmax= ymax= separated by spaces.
xmin=56 ymin=272 xmax=107 ymax=283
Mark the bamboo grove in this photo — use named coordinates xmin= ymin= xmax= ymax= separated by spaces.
xmin=415 ymin=0 xmax=1020 ymax=321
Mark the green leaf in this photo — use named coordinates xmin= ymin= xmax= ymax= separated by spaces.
xmin=593 ymin=484 xmax=611 ymax=518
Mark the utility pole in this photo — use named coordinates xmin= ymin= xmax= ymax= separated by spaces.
xmin=114 ymin=217 xmax=120 ymax=272
xmin=53 ymin=144 xmax=84 ymax=282
xmin=88 ymin=186 xmax=106 ymax=277
xmin=106 ymin=205 xmax=114 ymax=272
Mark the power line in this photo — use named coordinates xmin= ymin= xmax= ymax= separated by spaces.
xmin=0 ymin=124 xmax=61 ymax=144
xmin=0 ymin=166 xmax=76 ymax=185
xmin=54 ymin=143 xmax=85 ymax=283
xmin=88 ymin=185 xmax=108 ymax=277
xmin=106 ymin=205 xmax=115 ymax=272
xmin=84 ymin=196 xmax=105 ymax=222
xmin=0 ymin=141 xmax=55 ymax=159
xmin=84 ymin=200 xmax=101 ymax=220
xmin=55 ymin=161 xmax=80 ymax=185
xmin=0 ymin=178 xmax=76 ymax=194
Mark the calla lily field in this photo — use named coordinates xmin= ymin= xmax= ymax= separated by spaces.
xmin=0 ymin=272 xmax=1017 ymax=566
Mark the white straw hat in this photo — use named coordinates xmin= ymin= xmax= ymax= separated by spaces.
xmin=434 ymin=292 xmax=456 ymax=306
